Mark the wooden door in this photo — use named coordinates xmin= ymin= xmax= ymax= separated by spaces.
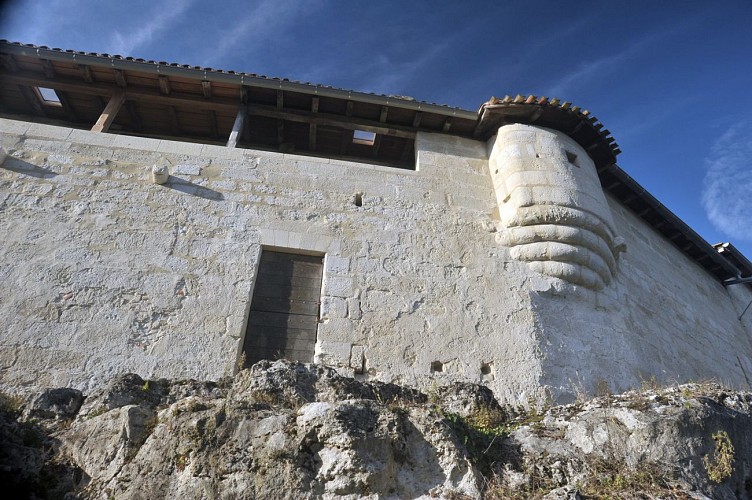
xmin=242 ymin=250 xmax=323 ymax=366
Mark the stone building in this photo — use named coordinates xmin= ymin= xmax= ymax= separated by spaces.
xmin=0 ymin=40 xmax=750 ymax=403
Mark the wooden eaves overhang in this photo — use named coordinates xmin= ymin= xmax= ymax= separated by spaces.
xmin=0 ymin=40 xmax=749 ymax=284
xmin=0 ymin=40 xmax=478 ymax=170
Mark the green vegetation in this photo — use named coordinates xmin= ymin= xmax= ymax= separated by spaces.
xmin=87 ymin=406 xmax=108 ymax=419
xmin=484 ymin=454 xmax=679 ymax=499
xmin=0 ymin=391 xmax=24 ymax=415
xmin=175 ymin=453 xmax=188 ymax=472
xmin=579 ymin=458 xmax=677 ymax=499
xmin=443 ymin=406 xmax=510 ymax=476
xmin=704 ymin=430 xmax=735 ymax=483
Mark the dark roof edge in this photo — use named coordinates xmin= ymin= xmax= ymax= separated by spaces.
xmin=604 ymin=163 xmax=745 ymax=280
xmin=0 ymin=41 xmax=478 ymax=120
xmin=476 ymin=95 xmax=620 ymax=171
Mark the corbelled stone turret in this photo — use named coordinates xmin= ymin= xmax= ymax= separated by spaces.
xmin=488 ymin=123 xmax=626 ymax=290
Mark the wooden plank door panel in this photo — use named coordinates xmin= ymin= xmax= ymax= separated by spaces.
xmin=242 ymin=250 xmax=323 ymax=366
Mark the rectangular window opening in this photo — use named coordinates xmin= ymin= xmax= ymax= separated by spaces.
xmin=241 ymin=250 xmax=324 ymax=368
xmin=352 ymin=129 xmax=376 ymax=146
xmin=565 ymin=150 xmax=580 ymax=167
xmin=34 ymin=87 xmax=62 ymax=106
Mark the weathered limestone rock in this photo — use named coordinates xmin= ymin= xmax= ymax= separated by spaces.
xmin=493 ymin=384 xmax=752 ymax=499
xmin=0 ymin=392 xmax=83 ymax=498
xmin=25 ymin=387 xmax=84 ymax=421
xmin=65 ymin=361 xmax=482 ymax=499
xmin=2 ymin=363 xmax=752 ymax=499
xmin=64 ymin=404 xmax=157 ymax=483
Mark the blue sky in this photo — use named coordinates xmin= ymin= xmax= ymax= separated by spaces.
xmin=2 ymin=0 xmax=751 ymax=259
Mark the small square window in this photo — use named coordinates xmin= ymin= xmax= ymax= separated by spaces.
xmin=34 ymin=87 xmax=62 ymax=106
xmin=352 ymin=130 xmax=376 ymax=146
xmin=565 ymin=150 xmax=579 ymax=167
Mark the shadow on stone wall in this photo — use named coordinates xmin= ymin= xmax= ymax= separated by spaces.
xmin=164 ymin=175 xmax=224 ymax=200
xmin=1 ymin=157 xmax=59 ymax=178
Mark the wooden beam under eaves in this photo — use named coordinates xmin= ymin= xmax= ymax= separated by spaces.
xmin=309 ymin=97 xmax=319 ymax=151
xmin=277 ymin=119 xmax=284 ymax=145
xmin=622 ymin=193 xmax=638 ymax=204
xmin=159 ymin=76 xmax=171 ymax=95
xmin=207 ymin=110 xmax=218 ymax=139
xmin=637 ymin=207 xmax=652 ymax=217
xmin=569 ymin=121 xmax=585 ymax=135
xmin=18 ymin=85 xmax=46 ymax=117
xmin=340 ymin=101 xmax=354 ymax=155
xmin=412 ymin=112 xmax=422 ymax=128
xmin=168 ymin=106 xmax=180 ymax=136
xmin=125 ymin=100 xmax=142 ymax=132
xmin=57 ymin=91 xmax=79 ymax=122
xmin=528 ymin=107 xmax=543 ymax=123
xmin=91 ymin=90 xmax=125 ymax=133
xmin=371 ymin=134 xmax=382 ymax=157
xmin=276 ymin=90 xmax=284 ymax=144
xmin=227 ymin=104 xmax=247 ymax=148
xmin=442 ymin=117 xmax=452 ymax=133
xmin=309 ymin=124 xmax=317 ymax=151
xmin=246 ymin=104 xmax=416 ymax=139
xmin=0 ymin=54 xmax=19 ymax=72
xmin=40 ymin=59 xmax=56 ymax=79
xmin=79 ymin=64 xmax=93 ymax=83
xmin=372 ymin=105 xmax=386 ymax=155
xmin=113 ymin=69 xmax=127 ymax=88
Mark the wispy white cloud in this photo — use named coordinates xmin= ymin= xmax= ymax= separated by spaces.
xmin=616 ymin=94 xmax=704 ymax=142
xmin=349 ymin=40 xmax=452 ymax=96
xmin=199 ymin=0 xmax=322 ymax=67
xmin=702 ymin=121 xmax=752 ymax=243
xmin=108 ymin=0 xmax=196 ymax=56
xmin=545 ymin=36 xmax=652 ymax=98
xmin=0 ymin=0 xmax=77 ymax=46
xmin=544 ymin=15 xmax=704 ymax=97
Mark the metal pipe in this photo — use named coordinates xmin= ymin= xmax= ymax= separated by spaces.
xmin=724 ymin=277 xmax=752 ymax=286
xmin=739 ymin=298 xmax=752 ymax=321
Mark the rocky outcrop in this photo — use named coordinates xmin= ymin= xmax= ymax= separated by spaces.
xmin=491 ymin=385 xmax=752 ymax=499
xmin=62 ymin=362 xmax=478 ymax=499
xmin=3 ymin=362 xmax=752 ymax=498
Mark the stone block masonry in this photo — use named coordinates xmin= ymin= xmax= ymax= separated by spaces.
xmin=0 ymin=117 xmax=750 ymax=404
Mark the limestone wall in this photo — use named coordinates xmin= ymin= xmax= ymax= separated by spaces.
xmin=487 ymin=123 xmax=752 ymax=400
xmin=0 ymin=118 xmax=542 ymax=402
xmin=533 ymin=195 xmax=752 ymax=399
xmin=1 ymin=117 xmax=750 ymax=403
